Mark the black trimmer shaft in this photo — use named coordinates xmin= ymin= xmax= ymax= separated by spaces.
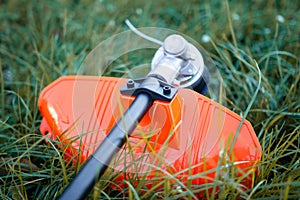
xmin=59 ymin=93 xmax=153 ymax=200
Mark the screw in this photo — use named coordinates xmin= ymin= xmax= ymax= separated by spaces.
xmin=163 ymin=85 xmax=171 ymax=95
xmin=127 ymin=79 xmax=135 ymax=88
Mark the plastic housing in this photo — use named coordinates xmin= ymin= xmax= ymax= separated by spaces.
xmin=38 ymin=76 xmax=261 ymax=191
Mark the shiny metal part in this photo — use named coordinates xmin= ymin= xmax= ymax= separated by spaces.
xmin=125 ymin=19 xmax=207 ymax=90
xmin=151 ymin=34 xmax=205 ymax=88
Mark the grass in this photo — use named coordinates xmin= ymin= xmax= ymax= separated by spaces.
xmin=0 ymin=0 xmax=299 ymax=199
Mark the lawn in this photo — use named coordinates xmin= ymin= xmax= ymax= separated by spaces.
xmin=0 ymin=0 xmax=299 ymax=199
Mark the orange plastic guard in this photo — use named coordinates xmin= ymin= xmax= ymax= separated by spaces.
xmin=38 ymin=76 xmax=261 ymax=191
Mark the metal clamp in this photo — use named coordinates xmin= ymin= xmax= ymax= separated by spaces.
xmin=120 ymin=77 xmax=177 ymax=102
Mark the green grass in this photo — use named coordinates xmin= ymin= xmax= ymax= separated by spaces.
xmin=1 ymin=0 xmax=299 ymax=199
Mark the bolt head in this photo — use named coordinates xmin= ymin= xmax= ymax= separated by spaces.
xmin=163 ymin=34 xmax=187 ymax=56
xmin=127 ymin=79 xmax=135 ymax=88
xmin=163 ymin=85 xmax=171 ymax=95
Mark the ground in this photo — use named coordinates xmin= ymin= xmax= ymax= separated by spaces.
xmin=0 ymin=0 xmax=299 ymax=199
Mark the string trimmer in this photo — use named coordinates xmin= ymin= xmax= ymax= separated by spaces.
xmin=38 ymin=20 xmax=261 ymax=199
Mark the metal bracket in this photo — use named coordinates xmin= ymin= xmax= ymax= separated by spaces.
xmin=120 ymin=77 xmax=178 ymax=102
